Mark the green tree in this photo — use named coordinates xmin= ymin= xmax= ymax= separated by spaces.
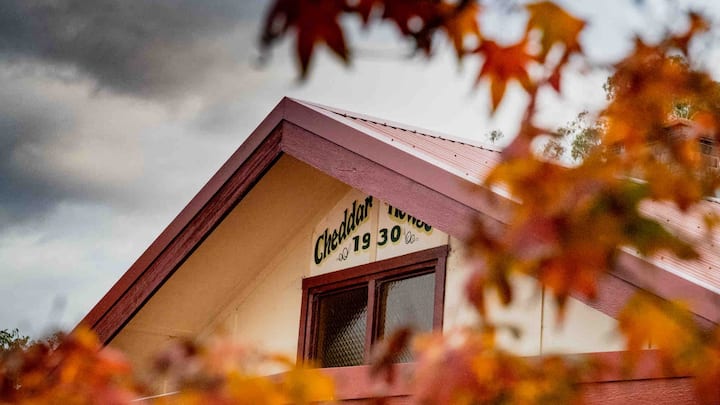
xmin=542 ymin=111 xmax=602 ymax=162
xmin=0 ymin=329 xmax=29 ymax=352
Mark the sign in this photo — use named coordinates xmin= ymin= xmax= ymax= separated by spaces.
xmin=313 ymin=195 xmax=375 ymax=266
xmin=310 ymin=190 xmax=448 ymax=275
xmin=311 ymin=190 xmax=377 ymax=275
xmin=376 ymin=202 xmax=447 ymax=261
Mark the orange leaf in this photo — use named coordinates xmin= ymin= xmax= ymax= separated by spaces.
xmin=442 ymin=2 xmax=483 ymax=59
xmin=671 ymin=12 xmax=709 ymax=54
xmin=490 ymin=78 xmax=507 ymax=112
xmin=475 ymin=39 xmax=535 ymax=112
xmin=526 ymin=1 xmax=585 ymax=62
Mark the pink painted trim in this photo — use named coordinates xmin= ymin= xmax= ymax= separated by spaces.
xmin=283 ymin=99 xmax=513 ymax=226
xmin=615 ymin=252 xmax=720 ymax=326
xmin=280 ymin=121 xmax=502 ymax=242
xmin=320 ymin=363 xmax=414 ymax=400
xmin=301 ymin=351 xmax=693 ymax=401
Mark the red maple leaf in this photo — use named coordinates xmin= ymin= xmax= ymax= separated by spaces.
xmin=474 ymin=39 xmax=535 ymax=112
xmin=262 ymin=0 xmax=350 ymax=78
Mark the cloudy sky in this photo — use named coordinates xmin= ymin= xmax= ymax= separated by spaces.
xmin=1 ymin=0 xmax=718 ymax=337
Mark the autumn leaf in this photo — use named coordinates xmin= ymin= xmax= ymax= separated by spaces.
xmin=617 ymin=293 xmax=700 ymax=369
xmin=548 ymin=64 xmax=562 ymax=91
xmin=413 ymin=329 xmax=583 ymax=404
xmin=370 ymin=327 xmax=412 ymax=384
xmin=262 ymin=0 xmax=349 ymax=78
xmin=526 ymin=1 xmax=585 ymax=62
xmin=465 ymin=270 xmax=488 ymax=316
xmin=499 ymin=120 xmax=545 ymax=161
xmin=475 ymin=39 xmax=535 ymax=112
xmin=442 ymin=2 xmax=483 ymax=59
xmin=670 ymin=11 xmax=710 ymax=54
xmin=352 ymin=0 xmax=379 ymax=24
xmin=280 ymin=367 xmax=335 ymax=403
xmin=379 ymin=0 xmax=446 ymax=55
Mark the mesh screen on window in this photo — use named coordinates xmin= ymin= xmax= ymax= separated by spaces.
xmin=376 ymin=272 xmax=435 ymax=362
xmin=302 ymin=246 xmax=448 ymax=367
xmin=315 ymin=286 xmax=368 ymax=367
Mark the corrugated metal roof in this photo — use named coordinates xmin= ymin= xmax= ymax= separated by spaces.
xmin=311 ymin=102 xmax=720 ymax=298
xmin=311 ymin=104 xmax=502 ymax=183
xmin=639 ymin=200 xmax=720 ymax=295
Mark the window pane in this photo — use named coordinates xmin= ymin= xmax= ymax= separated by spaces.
xmin=315 ymin=286 xmax=368 ymax=367
xmin=377 ymin=272 xmax=435 ymax=362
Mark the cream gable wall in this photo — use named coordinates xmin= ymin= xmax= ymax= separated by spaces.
xmin=202 ymin=205 xmax=623 ymax=361
xmin=212 ymin=216 xmax=313 ymax=358
xmin=109 ymin=155 xmax=350 ymax=375
xmin=110 ymin=156 xmax=625 ymax=383
xmin=445 ymin=237 xmax=623 ymax=355
xmin=204 ymin=189 xmax=452 ymax=362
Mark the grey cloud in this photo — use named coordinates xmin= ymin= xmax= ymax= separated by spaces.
xmin=0 ymin=73 xmax=141 ymax=229
xmin=0 ymin=94 xmax=77 ymax=228
xmin=0 ymin=0 xmax=268 ymax=99
xmin=0 ymin=70 xmax=246 ymax=231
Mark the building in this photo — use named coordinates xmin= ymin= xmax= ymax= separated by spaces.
xmin=81 ymin=98 xmax=720 ymax=403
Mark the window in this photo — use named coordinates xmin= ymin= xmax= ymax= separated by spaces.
xmin=298 ymin=246 xmax=448 ymax=367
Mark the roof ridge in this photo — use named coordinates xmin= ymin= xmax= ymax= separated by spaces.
xmin=350 ymin=115 xmax=502 ymax=153
xmin=298 ymin=99 xmax=502 ymax=154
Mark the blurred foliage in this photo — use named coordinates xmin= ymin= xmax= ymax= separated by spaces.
xmin=261 ymin=0 xmax=720 ymax=402
xmin=3 ymin=1 xmax=720 ymax=403
xmin=0 ymin=328 xmax=334 ymax=404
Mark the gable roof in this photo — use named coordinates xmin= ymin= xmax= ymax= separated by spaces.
xmin=309 ymin=102 xmax=502 ymax=183
xmin=80 ymin=97 xmax=720 ymax=344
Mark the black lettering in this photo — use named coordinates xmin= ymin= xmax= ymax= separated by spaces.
xmin=385 ymin=204 xmax=432 ymax=233
xmin=323 ymin=228 xmax=331 ymax=257
xmin=356 ymin=202 xmax=366 ymax=222
xmin=339 ymin=208 xmax=348 ymax=242
xmin=348 ymin=201 xmax=357 ymax=234
xmin=390 ymin=225 xmax=401 ymax=242
xmin=362 ymin=232 xmax=371 ymax=249
xmin=315 ymin=196 xmax=377 ymax=265
xmin=378 ymin=228 xmax=388 ymax=246
xmin=314 ymin=234 xmax=325 ymax=264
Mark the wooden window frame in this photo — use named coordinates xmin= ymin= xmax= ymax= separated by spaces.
xmin=297 ymin=245 xmax=448 ymax=365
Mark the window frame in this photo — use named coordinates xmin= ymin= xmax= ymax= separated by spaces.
xmin=297 ymin=245 xmax=448 ymax=365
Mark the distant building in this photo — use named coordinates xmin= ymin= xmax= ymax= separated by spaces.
xmin=81 ymin=98 xmax=720 ymax=403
